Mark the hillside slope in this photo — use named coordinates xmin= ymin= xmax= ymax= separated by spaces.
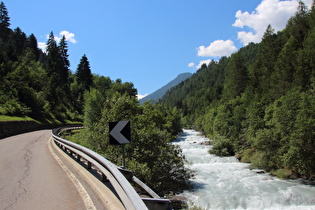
xmin=139 ymin=72 xmax=192 ymax=103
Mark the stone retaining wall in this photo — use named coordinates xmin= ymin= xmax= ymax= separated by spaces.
xmin=0 ymin=121 xmax=83 ymax=139
xmin=0 ymin=121 xmax=46 ymax=139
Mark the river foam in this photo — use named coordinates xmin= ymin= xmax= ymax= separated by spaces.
xmin=173 ymin=129 xmax=315 ymax=210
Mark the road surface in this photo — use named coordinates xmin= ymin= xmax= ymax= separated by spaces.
xmin=0 ymin=130 xmax=124 ymax=210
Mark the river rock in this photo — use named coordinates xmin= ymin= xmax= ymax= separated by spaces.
xmin=169 ymin=196 xmax=188 ymax=210
xmin=200 ymin=141 xmax=211 ymax=145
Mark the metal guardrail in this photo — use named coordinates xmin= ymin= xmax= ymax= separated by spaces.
xmin=52 ymin=126 xmax=171 ymax=210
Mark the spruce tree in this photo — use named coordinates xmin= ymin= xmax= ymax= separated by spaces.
xmin=58 ymin=35 xmax=70 ymax=89
xmin=45 ymin=32 xmax=70 ymax=87
xmin=27 ymin=34 xmax=40 ymax=60
xmin=12 ymin=27 xmax=27 ymax=57
xmin=0 ymin=1 xmax=10 ymax=40
xmin=222 ymin=53 xmax=248 ymax=100
xmin=45 ymin=32 xmax=61 ymax=80
xmin=45 ymin=31 xmax=71 ymax=114
xmin=76 ymin=54 xmax=92 ymax=90
xmin=286 ymin=0 xmax=310 ymax=46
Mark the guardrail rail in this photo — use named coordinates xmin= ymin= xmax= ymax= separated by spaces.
xmin=52 ymin=126 xmax=171 ymax=210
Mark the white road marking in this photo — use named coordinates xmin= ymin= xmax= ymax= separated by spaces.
xmin=48 ymin=138 xmax=96 ymax=210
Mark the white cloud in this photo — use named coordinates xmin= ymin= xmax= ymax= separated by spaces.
xmin=137 ymin=94 xmax=148 ymax=100
xmin=58 ymin=30 xmax=77 ymax=44
xmin=37 ymin=42 xmax=47 ymax=52
xmin=188 ymin=62 xmax=195 ymax=68
xmin=53 ymin=30 xmax=77 ymax=43
xmin=197 ymin=40 xmax=237 ymax=57
xmin=233 ymin=0 xmax=313 ymax=45
xmin=196 ymin=59 xmax=211 ymax=69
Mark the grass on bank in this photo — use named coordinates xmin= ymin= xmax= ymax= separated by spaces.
xmin=0 ymin=115 xmax=82 ymax=125
xmin=0 ymin=115 xmax=37 ymax=122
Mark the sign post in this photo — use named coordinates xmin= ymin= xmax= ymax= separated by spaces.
xmin=121 ymin=144 xmax=126 ymax=169
xmin=109 ymin=120 xmax=131 ymax=168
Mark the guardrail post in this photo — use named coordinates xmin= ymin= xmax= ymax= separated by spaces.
xmin=87 ymin=161 xmax=92 ymax=169
xmin=77 ymin=154 xmax=81 ymax=161
xmin=102 ymin=173 xmax=108 ymax=182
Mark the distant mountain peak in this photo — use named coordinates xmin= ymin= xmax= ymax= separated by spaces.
xmin=139 ymin=72 xmax=192 ymax=104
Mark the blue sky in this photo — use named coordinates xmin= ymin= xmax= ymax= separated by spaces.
xmin=5 ymin=0 xmax=313 ymax=98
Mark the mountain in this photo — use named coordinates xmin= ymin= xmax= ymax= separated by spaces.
xmin=139 ymin=72 xmax=192 ymax=103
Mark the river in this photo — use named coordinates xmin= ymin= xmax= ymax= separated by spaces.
xmin=172 ymin=129 xmax=315 ymax=210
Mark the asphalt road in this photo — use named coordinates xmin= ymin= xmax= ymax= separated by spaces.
xmin=0 ymin=130 xmax=123 ymax=210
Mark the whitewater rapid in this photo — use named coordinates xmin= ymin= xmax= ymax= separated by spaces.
xmin=173 ymin=129 xmax=315 ymax=210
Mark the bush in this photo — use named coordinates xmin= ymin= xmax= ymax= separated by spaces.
xmin=209 ymin=136 xmax=235 ymax=156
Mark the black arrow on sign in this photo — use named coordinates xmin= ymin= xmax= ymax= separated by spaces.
xmin=109 ymin=120 xmax=131 ymax=145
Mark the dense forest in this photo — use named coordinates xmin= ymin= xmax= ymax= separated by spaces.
xmin=0 ymin=1 xmax=192 ymax=195
xmin=161 ymin=1 xmax=315 ymax=180
xmin=0 ymin=1 xmax=91 ymax=122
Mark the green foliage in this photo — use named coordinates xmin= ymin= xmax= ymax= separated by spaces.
xmin=0 ymin=115 xmax=36 ymax=122
xmin=222 ymin=53 xmax=248 ymax=100
xmin=209 ymin=136 xmax=234 ymax=156
xmin=161 ymin=4 xmax=315 ymax=180
xmin=74 ymin=86 xmax=192 ymax=195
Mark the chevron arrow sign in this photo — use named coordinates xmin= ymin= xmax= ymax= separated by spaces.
xmin=109 ymin=120 xmax=131 ymax=145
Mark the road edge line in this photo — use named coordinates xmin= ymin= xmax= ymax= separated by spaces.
xmin=48 ymin=138 xmax=96 ymax=210
xmin=49 ymin=138 xmax=125 ymax=210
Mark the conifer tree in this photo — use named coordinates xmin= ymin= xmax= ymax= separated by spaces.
xmin=0 ymin=1 xmax=10 ymax=40
xmin=45 ymin=32 xmax=70 ymax=87
xmin=45 ymin=31 xmax=71 ymax=114
xmin=45 ymin=32 xmax=62 ymax=81
xmin=76 ymin=54 xmax=92 ymax=90
xmin=46 ymin=31 xmax=57 ymax=53
xmin=222 ymin=53 xmax=248 ymax=100
xmin=12 ymin=27 xmax=27 ymax=57
xmin=45 ymin=32 xmax=59 ymax=110
xmin=271 ymin=36 xmax=298 ymax=99
xmin=27 ymin=34 xmax=40 ymax=60
xmin=58 ymin=35 xmax=70 ymax=90
xmin=286 ymin=0 xmax=310 ymax=46
xmin=250 ymin=25 xmax=282 ymax=97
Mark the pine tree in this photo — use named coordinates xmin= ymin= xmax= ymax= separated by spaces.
xmin=45 ymin=32 xmax=61 ymax=80
xmin=0 ymin=1 xmax=10 ymax=40
xmin=12 ymin=27 xmax=27 ymax=57
xmin=27 ymin=34 xmax=40 ymax=60
xmin=45 ymin=32 xmax=70 ymax=86
xmin=45 ymin=31 xmax=71 ymax=114
xmin=46 ymin=31 xmax=57 ymax=52
xmin=249 ymin=25 xmax=283 ymax=97
xmin=58 ymin=35 xmax=70 ymax=88
xmin=222 ymin=53 xmax=248 ymax=100
xmin=76 ymin=54 xmax=93 ymax=90
xmin=286 ymin=0 xmax=310 ymax=46
xmin=271 ymin=36 xmax=298 ymax=99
